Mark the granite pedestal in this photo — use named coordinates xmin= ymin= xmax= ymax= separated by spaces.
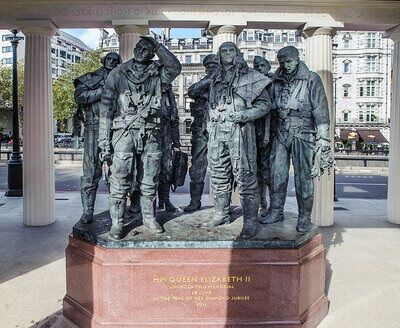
xmin=64 ymin=208 xmax=329 ymax=327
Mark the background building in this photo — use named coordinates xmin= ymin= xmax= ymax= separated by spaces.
xmin=0 ymin=29 xmax=90 ymax=133
xmin=333 ymin=31 xmax=393 ymax=147
xmin=0 ymin=30 xmax=90 ymax=79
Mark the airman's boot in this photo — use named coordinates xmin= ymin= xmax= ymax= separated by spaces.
xmin=109 ymin=199 xmax=126 ymax=240
xmin=202 ymin=193 xmax=230 ymax=227
xmin=296 ymin=196 xmax=314 ymax=233
xmin=184 ymin=182 xmax=204 ymax=212
xmin=259 ymin=183 xmax=268 ymax=217
xmin=80 ymin=190 xmax=96 ymax=224
xmin=158 ymin=183 xmax=177 ymax=212
xmin=129 ymin=190 xmax=141 ymax=214
xmin=240 ymin=195 xmax=260 ymax=239
xmin=141 ymin=197 xmax=163 ymax=234
xmin=261 ymin=192 xmax=285 ymax=224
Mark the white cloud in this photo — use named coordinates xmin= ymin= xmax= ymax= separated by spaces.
xmin=78 ymin=28 xmax=115 ymax=49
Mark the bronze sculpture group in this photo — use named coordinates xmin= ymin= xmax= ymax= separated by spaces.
xmin=75 ymin=36 xmax=333 ymax=240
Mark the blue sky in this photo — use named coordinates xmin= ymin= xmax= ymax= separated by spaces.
xmin=61 ymin=28 xmax=201 ymax=49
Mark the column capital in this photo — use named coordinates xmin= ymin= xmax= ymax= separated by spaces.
xmin=302 ymin=26 xmax=336 ymax=39
xmin=18 ymin=20 xmax=58 ymax=37
xmin=208 ymin=25 xmax=243 ymax=36
xmin=384 ymin=24 xmax=400 ymax=42
xmin=114 ymin=25 xmax=149 ymax=36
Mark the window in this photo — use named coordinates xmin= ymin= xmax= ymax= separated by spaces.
xmin=51 ymin=68 xmax=57 ymax=75
xmin=51 ymin=58 xmax=57 ymax=65
xmin=343 ymin=84 xmax=351 ymax=97
xmin=75 ymin=56 xmax=81 ymax=63
xmin=366 ymin=80 xmax=376 ymax=96
xmin=288 ymin=32 xmax=296 ymax=42
xmin=2 ymin=34 xmax=13 ymax=41
xmin=274 ymin=33 xmax=282 ymax=43
xmin=2 ymin=46 xmax=12 ymax=53
xmin=170 ymin=39 xmax=179 ymax=48
xmin=199 ymin=37 xmax=208 ymax=48
xmin=366 ymin=56 xmax=377 ymax=72
xmin=247 ymin=31 xmax=254 ymax=41
xmin=359 ymin=112 xmax=364 ymax=122
xmin=185 ymin=75 xmax=193 ymax=87
xmin=366 ymin=104 xmax=377 ymax=122
xmin=2 ymin=58 xmax=12 ymax=64
xmin=359 ymin=84 xmax=364 ymax=96
xmin=60 ymin=50 xmax=66 ymax=58
xmin=200 ymin=54 xmax=206 ymax=63
xmin=60 ymin=60 xmax=66 ymax=68
xmin=67 ymin=54 xmax=71 ymax=60
xmin=343 ymin=112 xmax=349 ymax=122
xmin=185 ymin=55 xmax=192 ymax=64
xmin=51 ymin=48 xmax=56 ymax=54
xmin=185 ymin=97 xmax=192 ymax=112
xmin=262 ymin=51 xmax=267 ymax=58
xmin=366 ymin=33 xmax=377 ymax=48
xmin=185 ymin=119 xmax=192 ymax=134
xmin=343 ymin=60 xmax=350 ymax=73
xmin=343 ymin=32 xmax=351 ymax=48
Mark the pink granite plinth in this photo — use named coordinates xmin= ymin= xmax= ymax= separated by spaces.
xmin=64 ymin=235 xmax=328 ymax=327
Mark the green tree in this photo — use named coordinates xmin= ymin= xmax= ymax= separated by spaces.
xmin=0 ymin=60 xmax=25 ymax=126
xmin=52 ymin=49 xmax=104 ymax=131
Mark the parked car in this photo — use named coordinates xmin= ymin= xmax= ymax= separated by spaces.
xmin=54 ymin=133 xmax=73 ymax=143
xmin=54 ymin=136 xmax=74 ymax=148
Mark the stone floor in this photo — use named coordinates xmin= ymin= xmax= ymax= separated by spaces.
xmin=0 ymin=192 xmax=399 ymax=328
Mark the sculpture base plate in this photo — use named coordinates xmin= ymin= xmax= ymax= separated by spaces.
xmin=64 ymin=209 xmax=328 ymax=327
xmin=72 ymin=207 xmax=319 ymax=248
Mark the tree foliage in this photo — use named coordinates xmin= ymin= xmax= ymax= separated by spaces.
xmin=0 ymin=61 xmax=25 ymax=126
xmin=52 ymin=49 xmax=104 ymax=131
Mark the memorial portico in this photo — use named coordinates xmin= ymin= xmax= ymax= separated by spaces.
xmin=0 ymin=1 xmax=399 ymax=228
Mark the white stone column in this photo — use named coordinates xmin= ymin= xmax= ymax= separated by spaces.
xmin=211 ymin=25 xmax=239 ymax=53
xmin=114 ymin=25 xmax=149 ymax=61
xmin=20 ymin=23 xmax=57 ymax=226
xmin=303 ymin=27 xmax=336 ymax=226
xmin=385 ymin=27 xmax=400 ymax=224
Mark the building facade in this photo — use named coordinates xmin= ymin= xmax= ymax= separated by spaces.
xmin=333 ymin=31 xmax=393 ymax=142
xmin=0 ymin=30 xmax=90 ymax=79
xmin=0 ymin=29 xmax=91 ymax=133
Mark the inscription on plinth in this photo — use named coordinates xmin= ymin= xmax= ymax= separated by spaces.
xmin=151 ymin=275 xmax=251 ymax=308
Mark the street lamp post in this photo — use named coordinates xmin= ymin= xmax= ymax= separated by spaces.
xmin=5 ymin=29 xmax=24 ymax=197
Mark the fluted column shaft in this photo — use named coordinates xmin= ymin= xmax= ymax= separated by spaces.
xmin=212 ymin=25 xmax=238 ymax=54
xmin=114 ymin=25 xmax=149 ymax=61
xmin=21 ymin=25 xmax=57 ymax=226
xmin=387 ymin=34 xmax=400 ymax=224
xmin=304 ymin=27 xmax=335 ymax=227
